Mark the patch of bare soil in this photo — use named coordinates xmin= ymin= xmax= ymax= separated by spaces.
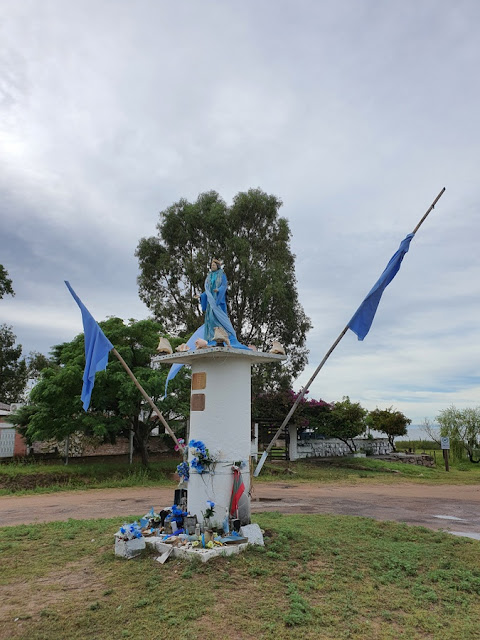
xmin=0 ymin=558 xmax=106 ymax=638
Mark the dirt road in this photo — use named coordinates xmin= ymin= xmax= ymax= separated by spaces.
xmin=1 ymin=482 xmax=480 ymax=538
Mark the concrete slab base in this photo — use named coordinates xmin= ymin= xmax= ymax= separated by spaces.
xmin=143 ymin=524 xmax=265 ymax=563
xmin=145 ymin=536 xmax=248 ymax=562
xmin=169 ymin=543 xmax=248 ymax=563
xmin=144 ymin=536 xmax=250 ymax=563
xmin=115 ymin=536 xmax=146 ymax=559
xmin=240 ymin=523 xmax=264 ymax=546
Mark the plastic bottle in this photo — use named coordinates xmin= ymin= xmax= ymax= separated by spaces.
xmin=223 ymin=508 xmax=230 ymax=535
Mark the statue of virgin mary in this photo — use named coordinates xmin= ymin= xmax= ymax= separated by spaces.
xmin=198 ymin=259 xmax=250 ymax=349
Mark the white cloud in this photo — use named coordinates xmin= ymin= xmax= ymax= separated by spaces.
xmin=1 ymin=0 xmax=480 ymax=425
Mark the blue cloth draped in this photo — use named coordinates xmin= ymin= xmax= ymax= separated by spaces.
xmin=348 ymin=233 xmax=414 ymax=341
xmin=200 ymin=268 xmax=249 ymax=350
xmin=65 ymin=281 xmax=114 ymax=410
xmin=201 ymin=269 xmax=232 ymax=340
xmin=163 ymin=324 xmax=205 ymax=398
xmin=163 ymin=267 xmax=250 ymax=398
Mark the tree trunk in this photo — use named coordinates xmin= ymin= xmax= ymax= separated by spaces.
xmin=467 ymin=447 xmax=480 ymax=463
xmin=338 ymin=438 xmax=356 ymax=453
xmin=388 ymin=435 xmax=397 ymax=452
xmin=132 ymin=416 xmax=150 ymax=467
xmin=138 ymin=438 xmax=149 ymax=467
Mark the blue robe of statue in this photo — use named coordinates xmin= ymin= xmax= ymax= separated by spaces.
xmin=199 ymin=268 xmax=250 ymax=349
xmin=163 ymin=266 xmax=251 ymax=398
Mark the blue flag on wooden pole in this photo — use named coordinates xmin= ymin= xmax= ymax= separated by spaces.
xmin=348 ymin=233 xmax=414 ymax=340
xmin=65 ymin=281 xmax=114 ymax=410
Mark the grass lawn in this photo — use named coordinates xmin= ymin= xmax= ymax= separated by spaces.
xmin=1 ymin=513 xmax=479 ymax=639
xmin=1 ymin=454 xmax=480 ymax=496
xmin=0 ymin=459 xmax=179 ymax=495
xmin=254 ymin=454 xmax=480 ymax=486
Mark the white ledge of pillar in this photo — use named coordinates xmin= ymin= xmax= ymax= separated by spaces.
xmin=153 ymin=346 xmax=287 ymax=367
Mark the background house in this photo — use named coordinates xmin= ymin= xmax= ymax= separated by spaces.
xmin=0 ymin=403 xmax=28 ymax=458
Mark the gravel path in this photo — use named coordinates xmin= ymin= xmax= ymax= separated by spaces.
xmin=1 ymin=482 xmax=480 ymax=538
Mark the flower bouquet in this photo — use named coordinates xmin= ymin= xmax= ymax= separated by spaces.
xmin=176 ymin=461 xmax=190 ymax=483
xmin=116 ymin=521 xmax=143 ymax=541
xmin=201 ymin=500 xmax=215 ymax=528
xmin=140 ymin=507 xmax=162 ymax=534
xmin=174 ymin=437 xmax=185 ymax=452
xmin=170 ymin=504 xmax=188 ymax=533
xmin=189 ymin=439 xmax=217 ymax=474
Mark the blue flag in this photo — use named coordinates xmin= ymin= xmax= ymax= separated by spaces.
xmin=348 ymin=233 xmax=414 ymax=341
xmin=163 ymin=324 xmax=205 ymax=398
xmin=65 ymin=281 xmax=114 ymax=410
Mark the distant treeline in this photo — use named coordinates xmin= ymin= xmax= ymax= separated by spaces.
xmin=396 ymin=440 xmax=441 ymax=452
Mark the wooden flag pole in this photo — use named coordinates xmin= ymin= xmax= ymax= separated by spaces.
xmin=253 ymin=187 xmax=446 ymax=477
xmin=412 ymin=187 xmax=446 ymax=234
xmin=253 ymin=326 xmax=349 ymax=476
xmin=111 ymin=348 xmax=185 ymax=454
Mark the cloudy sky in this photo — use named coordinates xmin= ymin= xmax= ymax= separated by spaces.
xmin=1 ymin=1 xmax=479 ymax=433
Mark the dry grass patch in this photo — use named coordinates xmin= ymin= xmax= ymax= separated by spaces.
xmin=0 ymin=558 xmax=107 ymax=637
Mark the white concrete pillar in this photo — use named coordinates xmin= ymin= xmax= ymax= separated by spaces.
xmin=188 ymin=354 xmax=252 ymax=528
xmin=288 ymin=423 xmax=298 ymax=461
xmin=154 ymin=347 xmax=286 ymax=528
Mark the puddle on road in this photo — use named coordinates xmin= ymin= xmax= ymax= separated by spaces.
xmin=432 ymin=515 xmax=465 ymax=521
xmin=449 ymin=531 xmax=480 ymax=541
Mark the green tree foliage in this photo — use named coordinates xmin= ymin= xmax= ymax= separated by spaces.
xmin=12 ymin=318 xmax=190 ymax=465
xmin=436 ymin=405 xmax=480 ymax=463
xmin=324 ymin=396 xmax=368 ymax=452
xmin=0 ymin=265 xmax=14 ymax=299
xmin=366 ymin=407 xmax=411 ymax=451
xmin=136 ymin=188 xmax=311 ymax=391
xmin=252 ymin=392 xmax=369 ymax=452
xmin=0 ymin=325 xmax=28 ymax=403
xmin=0 ymin=270 xmax=27 ymax=402
xmin=26 ymin=351 xmax=57 ymax=383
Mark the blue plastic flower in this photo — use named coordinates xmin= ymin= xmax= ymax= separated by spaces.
xmin=189 ymin=439 xmax=207 ymax=454
xmin=176 ymin=461 xmax=190 ymax=481
xmin=190 ymin=457 xmax=205 ymax=473
xmin=118 ymin=520 xmax=143 ymax=540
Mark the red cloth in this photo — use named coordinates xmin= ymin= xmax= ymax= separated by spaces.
xmin=229 ymin=468 xmax=245 ymax=516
